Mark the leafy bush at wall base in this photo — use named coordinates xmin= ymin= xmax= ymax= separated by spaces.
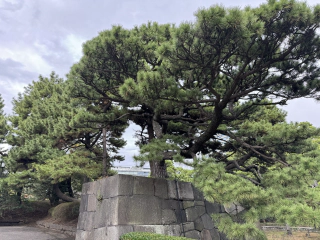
xmin=50 ymin=201 xmax=80 ymax=221
xmin=0 ymin=189 xmax=21 ymax=217
xmin=120 ymin=232 xmax=193 ymax=240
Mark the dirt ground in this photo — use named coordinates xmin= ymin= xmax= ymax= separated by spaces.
xmin=265 ymin=230 xmax=320 ymax=240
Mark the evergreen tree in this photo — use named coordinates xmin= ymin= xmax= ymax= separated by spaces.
xmin=0 ymin=95 xmax=7 ymax=175
xmin=67 ymin=1 xmax=320 ymax=236
xmin=121 ymin=0 xmax=320 ymax=163
xmin=68 ymin=23 xmax=174 ymax=178
xmin=69 ymin=0 xmax=320 ymax=179
xmin=4 ymin=73 xmax=127 ymax=203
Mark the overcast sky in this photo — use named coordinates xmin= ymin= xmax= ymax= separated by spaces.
xmin=1 ymin=0 xmax=320 ymax=166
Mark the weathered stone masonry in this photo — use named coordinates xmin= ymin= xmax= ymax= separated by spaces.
xmin=76 ymin=175 xmax=228 ymax=240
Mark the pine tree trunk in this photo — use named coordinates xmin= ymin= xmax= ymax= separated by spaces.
xmin=66 ymin=178 xmax=74 ymax=198
xmin=147 ymin=122 xmax=168 ymax=179
xmin=53 ymin=183 xmax=79 ymax=202
xmin=149 ymin=160 xmax=168 ymax=178
xmin=102 ymin=127 xmax=107 ymax=177
xmin=16 ymin=187 xmax=23 ymax=205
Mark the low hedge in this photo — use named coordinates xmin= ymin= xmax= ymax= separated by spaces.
xmin=120 ymin=232 xmax=193 ymax=240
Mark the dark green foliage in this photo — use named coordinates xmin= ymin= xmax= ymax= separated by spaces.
xmin=3 ymin=72 xmax=127 ymax=202
xmin=120 ymin=232 xmax=193 ymax=240
xmin=0 ymin=95 xmax=8 ymax=177
xmin=0 ymin=188 xmax=21 ymax=217
xmin=70 ymin=0 xmax=320 ymax=180
xmin=0 ymin=95 xmax=7 ymax=156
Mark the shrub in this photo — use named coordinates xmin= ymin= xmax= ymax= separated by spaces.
xmin=120 ymin=232 xmax=193 ymax=240
xmin=51 ymin=201 xmax=80 ymax=221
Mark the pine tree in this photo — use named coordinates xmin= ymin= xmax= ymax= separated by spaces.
xmin=68 ymin=23 xmax=175 ymax=178
xmin=4 ymin=73 xmax=127 ymax=203
xmin=69 ymin=0 xmax=320 ymax=179
xmin=0 ymin=95 xmax=7 ymax=174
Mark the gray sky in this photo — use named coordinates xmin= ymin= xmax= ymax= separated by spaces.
xmin=1 ymin=0 xmax=320 ymax=166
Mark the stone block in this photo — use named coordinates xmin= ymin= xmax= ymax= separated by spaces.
xmin=117 ymin=174 xmax=134 ymax=196
xmin=162 ymin=199 xmax=179 ymax=210
xmin=93 ymin=179 xmax=102 ymax=196
xmin=93 ymin=227 xmax=107 ymax=240
xmin=75 ymin=229 xmax=94 ymax=240
xmin=163 ymin=225 xmax=181 ymax=236
xmin=107 ymin=225 xmax=133 ymax=240
xmin=117 ymin=195 xmax=162 ymax=225
xmin=155 ymin=178 xmax=168 ymax=199
xmin=185 ymin=206 xmax=206 ymax=222
xmin=193 ymin=186 xmax=204 ymax=201
xmin=177 ymin=182 xmax=194 ymax=200
xmin=194 ymin=201 xmax=205 ymax=206
xmin=174 ymin=208 xmax=187 ymax=224
xmin=101 ymin=174 xmax=134 ymax=199
xmin=201 ymin=213 xmax=214 ymax=230
xmin=79 ymin=194 xmax=88 ymax=213
xmin=167 ymin=180 xmax=178 ymax=199
xmin=108 ymin=197 xmax=119 ymax=226
xmin=183 ymin=200 xmax=194 ymax=209
xmin=75 ymin=230 xmax=83 ymax=240
xmin=194 ymin=217 xmax=204 ymax=231
xmin=220 ymin=205 xmax=226 ymax=213
xmin=77 ymin=212 xmax=85 ymax=230
xmin=210 ymin=228 xmax=221 ymax=240
xmin=81 ymin=182 xmax=90 ymax=195
xmin=81 ymin=212 xmax=95 ymax=231
xmin=100 ymin=177 xmax=112 ymax=199
xmin=87 ymin=182 xmax=96 ymax=195
xmin=205 ymin=201 xmax=222 ymax=214
xmin=183 ymin=222 xmax=195 ymax=232
xmin=94 ymin=199 xmax=110 ymax=228
xmin=87 ymin=194 xmax=97 ymax=212
xmin=133 ymin=176 xmax=154 ymax=195
xmin=201 ymin=229 xmax=212 ymax=240
xmin=162 ymin=209 xmax=177 ymax=224
xmin=184 ymin=230 xmax=200 ymax=239
xmin=134 ymin=225 xmax=163 ymax=234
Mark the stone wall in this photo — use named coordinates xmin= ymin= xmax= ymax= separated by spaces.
xmin=76 ymin=175 xmax=227 ymax=240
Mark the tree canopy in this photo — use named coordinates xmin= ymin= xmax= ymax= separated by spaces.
xmin=67 ymin=0 xmax=320 ymax=238
xmin=69 ymin=0 xmax=320 ymax=173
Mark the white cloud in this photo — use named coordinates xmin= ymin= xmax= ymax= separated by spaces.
xmin=0 ymin=0 xmax=24 ymax=11
xmin=1 ymin=80 xmax=26 ymax=93
xmin=62 ymin=34 xmax=85 ymax=63
xmin=0 ymin=47 xmax=53 ymax=76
